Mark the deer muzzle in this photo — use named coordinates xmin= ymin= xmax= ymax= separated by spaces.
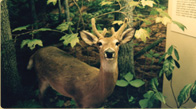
xmin=104 ymin=48 xmax=115 ymax=60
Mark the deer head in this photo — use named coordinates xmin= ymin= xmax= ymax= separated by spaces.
xmin=80 ymin=18 xmax=135 ymax=63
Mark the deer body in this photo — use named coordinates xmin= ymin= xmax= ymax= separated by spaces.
xmin=27 ymin=18 xmax=135 ymax=108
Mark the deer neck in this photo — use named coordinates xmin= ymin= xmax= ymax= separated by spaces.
xmin=98 ymin=59 xmax=118 ymax=97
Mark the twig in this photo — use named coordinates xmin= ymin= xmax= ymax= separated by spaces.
xmin=94 ymin=6 xmax=127 ymax=18
xmin=13 ymin=29 xmax=66 ymax=38
xmin=73 ymin=0 xmax=85 ymax=31
xmin=170 ymin=79 xmax=179 ymax=108
xmin=165 ymin=103 xmax=173 ymax=108
xmin=58 ymin=0 xmax=62 ymax=21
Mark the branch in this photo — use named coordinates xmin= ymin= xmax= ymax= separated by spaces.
xmin=134 ymin=37 xmax=165 ymax=59
xmin=170 ymin=79 xmax=179 ymax=108
xmin=94 ymin=6 xmax=127 ymax=18
xmin=73 ymin=0 xmax=85 ymax=31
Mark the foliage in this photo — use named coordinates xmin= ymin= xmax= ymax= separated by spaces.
xmin=139 ymin=78 xmax=165 ymax=108
xmin=56 ymin=22 xmax=73 ymax=32
xmin=135 ymin=28 xmax=150 ymax=43
xmin=60 ymin=33 xmax=79 ymax=48
xmin=47 ymin=0 xmax=57 ymax=5
xmin=142 ymin=45 xmax=196 ymax=108
xmin=21 ymin=39 xmax=43 ymax=50
xmin=8 ymin=0 xmax=192 ymax=108
xmin=12 ymin=0 xmax=186 ymax=51
xmin=116 ymin=72 xmax=145 ymax=88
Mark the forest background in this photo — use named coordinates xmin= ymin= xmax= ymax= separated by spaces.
xmin=2 ymin=0 xmax=195 ymax=108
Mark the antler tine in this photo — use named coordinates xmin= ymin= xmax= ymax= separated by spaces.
xmin=114 ymin=18 xmax=128 ymax=38
xmin=111 ymin=27 xmax=115 ymax=35
xmin=101 ymin=28 xmax=107 ymax=36
xmin=91 ymin=18 xmax=104 ymax=39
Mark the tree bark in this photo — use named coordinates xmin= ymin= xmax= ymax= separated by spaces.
xmin=29 ymin=0 xmax=38 ymax=29
xmin=1 ymin=0 xmax=22 ymax=107
xmin=118 ymin=0 xmax=135 ymax=77
xmin=58 ymin=0 xmax=62 ymax=22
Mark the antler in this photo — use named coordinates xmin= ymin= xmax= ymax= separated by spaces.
xmin=91 ymin=18 xmax=107 ymax=39
xmin=112 ymin=18 xmax=128 ymax=39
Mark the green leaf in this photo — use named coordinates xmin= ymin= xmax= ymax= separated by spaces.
xmin=143 ymin=19 xmax=152 ymax=25
xmin=154 ymin=92 xmax=166 ymax=104
xmin=56 ymin=22 xmax=73 ymax=32
xmin=158 ymin=53 xmax=166 ymax=63
xmin=135 ymin=28 xmax=150 ymax=43
xmin=38 ymin=28 xmax=52 ymax=31
xmin=143 ymin=90 xmax=154 ymax=99
xmin=174 ymin=60 xmax=180 ymax=68
xmin=174 ymin=48 xmax=179 ymax=60
xmin=128 ymin=1 xmax=139 ymax=7
xmin=150 ymin=9 xmax=159 ymax=15
xmin=155 ymin=16 xmax=172 ymax=26
xmin=12 ymin=25 xmax=30 ymax=32
xmin=116 ymin=80 xmax=129 ymax=87
xmin=150 ymin=78 xmax=159 ymax=92
xmin=156 ymin=8 xmax=171 ymax=19
xmin=128 ymin=96 xmax=135 ymax=103
xmin=172 ymin=20 xmax=187 ymax=31
xmin=190 ymin=81 xmax=196 ymax=102
xmin=139 ymin=99 xmax=148 ymax=108
xmin=177 ymin=83 xmax=193 ymax=106
xmin=124 ymin=72 xmax=134 ymax=82
xmin=70 ymin=99 xmax=76 ymax=106
xmin=21 ymin=39 xmax=43 ymax=50
xmin=129 ymin=79 xmax=145 ymax=88
xmin=141 ymin=0 xmax=156 ymax=7
xmin=163 ymin=56 xmax=175 ymax=81
xmin=56 ymin=100 xmax=64 ymax=107
xmin=153 ymin=53 xmax=160 ymax=57
xmin=47 ymin=0 xmax=57 ymax=5
xmin=167 ymin=45 xmax=173 ymax=55
xmin=31 ymin=28 xmax=53 ymax=34
xmin=60 ymin=33 xmax=79 ymax=48
xmin=159 ymin=69 xmax=164 ymax=77
xmin=100 ymin=1 xmax=113 ymax=6
xmin=21 ymin=39 xmax=31 ymax=49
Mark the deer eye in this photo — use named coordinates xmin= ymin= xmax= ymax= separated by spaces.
xmin=97 ymin=42 xmax=102 ymax=46
xmin=116 ymin=42 xmax=120 ymax=46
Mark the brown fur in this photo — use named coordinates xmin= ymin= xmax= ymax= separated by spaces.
xmin=28 ymin=46 xmax=117 ymax=107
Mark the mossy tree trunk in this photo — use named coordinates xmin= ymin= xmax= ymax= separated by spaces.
xmin=118 ymin=0 xmax=135 ymax=78
xmin=1 ymin=0 xmax=22 ymax=107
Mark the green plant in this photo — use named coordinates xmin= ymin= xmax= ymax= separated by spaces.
xmin=12 ymin=0 xmax=186 ymax=51
xmin=140 ymin=45 xmax=196 ymax=108
xmin=116 ymin=72 xmax=145 ymax=88
xmin=144 ymin=50 xmax=160 ymax=74
xmin=139 ymin=78 xmax=165 ymax=108
xmin=116 ymin=72 xmax=145 ymax=105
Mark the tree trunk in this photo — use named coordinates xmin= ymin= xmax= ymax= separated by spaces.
xmin=1 ymin=0 xmax=22 ymax=107
xmin=29 ymin=0 xmax=38 ymax=29
xmin=58 ymin=0 xmax=62 ymax=22
xmin=118 ymin=0 xmax=135 ymax=77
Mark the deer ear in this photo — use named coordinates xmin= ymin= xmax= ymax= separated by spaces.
xmin=80 ymin=31 xmax=99 ymax=45
xmin=119 ymin=28 xmax=135 ymax=44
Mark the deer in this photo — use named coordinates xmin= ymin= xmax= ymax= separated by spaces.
xmin=27 ymin=18 xmax=135 ymax=108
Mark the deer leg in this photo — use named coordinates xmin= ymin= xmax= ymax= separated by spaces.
xmin=38 ymin=80 xmax=49 ymax=103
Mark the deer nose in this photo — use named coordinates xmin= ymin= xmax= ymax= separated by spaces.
xmin=104 ymin=48 xmax=115 ymax=59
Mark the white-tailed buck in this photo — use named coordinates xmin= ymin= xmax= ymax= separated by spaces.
xmin=27 ymin=18 xmax=135 ymax=108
